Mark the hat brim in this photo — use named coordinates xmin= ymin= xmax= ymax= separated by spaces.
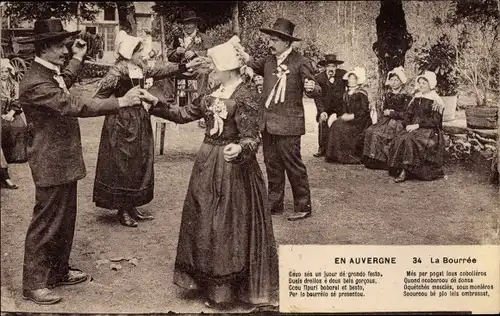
xmin=181 ymin=17 xmax=202 ymax=24
xmin=318 ymin=60 xmax=344 ymax=67
xmin=17 ymin=30 xmax=81 ymax=44
xmin=259 ymin=28 xmax=301 ymax=41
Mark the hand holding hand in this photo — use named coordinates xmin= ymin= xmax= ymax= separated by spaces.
xmin=118 ymin=85 xmax=143 ymax=107
xmin=406 ymin=124 xmax=419 ymax=132
xmin=320 ymin=112 xmax=328 ymax=122
xmin=186 ymin=56 xmax=211 ymax=72
xmin=223 ymin=143 xmax=242 ymax=162
xmin=176 ymin=47 xmax=186 ymax=55
xmin=304 ymin=79 xmax=315 ymax=92
xmin=184 ymin=50 xmax=196 ymax=60
xmin=138 ymin=89 xmax=159 ymax=106
xmin=72 ymin=38 xmax=88 ymax=60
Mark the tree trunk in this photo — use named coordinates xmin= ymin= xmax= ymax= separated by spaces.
xmin=232 ymin=1 xmax=240 ymax=37
xmin=373 ymin=0 xmax=413 ymax=115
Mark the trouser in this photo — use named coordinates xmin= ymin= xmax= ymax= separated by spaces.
xmin=0 ymin=168 xmax=9 ymax=181
xmin=317 ymin=120 xmax=329 ymax=154
xmin=22 ymin=181 xmax=78 ymax=290
xmin=262 ymin=130 xmax=312 ymax=214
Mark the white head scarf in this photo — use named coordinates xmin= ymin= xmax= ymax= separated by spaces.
xmin=385 ymin=66 xmax=407 ymax=85
xmin=118 ymin=34 xmax=143 ymax=60
xmin=207 ymin=35 xmax=245 ymax=72
xmin=415 ymin=71 xmax=437 ymax=90
xmin=343 ymin=67 xmax=366 ymax=85
xmin=0 ymin=59 xmax=15 ymax=75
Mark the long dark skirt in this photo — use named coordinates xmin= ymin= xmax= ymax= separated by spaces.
xmin=325 ymin=120 xmax=365 ymax=164
xmin=388 ymin=128 xmax=445 ymax=180
xmin=1 ymin=114 xmax=27 ymax=163
xmin=363 ymin=117 xmax=404 ymax=169
xmin=173 ymin=142 xmax=278 ymax=305
xmin=93 ymin=106 xmax=154 ymax=209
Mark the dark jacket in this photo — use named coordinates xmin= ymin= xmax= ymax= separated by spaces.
xmin=18 ymin=59 xmax=121 ymax=187
xmin=247 ymin=50 xmax=321 ymax=136
xmin=313 ymin=69 xmax=347 ymax=121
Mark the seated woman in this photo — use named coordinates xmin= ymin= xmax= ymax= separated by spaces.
xmin=325 ymin=67 xmax=371 ymax=164
xmin=1 ymin=59 xmax=27 ymax=163
xmin=145 ymin=37 xmax=278 ymax=309
xmin=388 ymin=71 xmax=446 ymax=183
xmin=363 ymin=67 xmax=412 ymax=169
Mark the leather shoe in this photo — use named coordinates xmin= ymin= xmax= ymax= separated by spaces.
xmin=270 ymin=209 xmax=284 ymax=215
xmin=394 ymin=169 xmax=407 ymax=183
xmin=128 ymin=207 xmax=154 ymax=220
xmin=288 ymin=212 xmax=311 ymax=221
xmin=313 ymin=152 xmax=325 ymax=158
xmin=49 ymin=269 xmax=89 ymax=288
xmin=23 ymin=288 xmax=62 ymax=305
xmin=118 ymin=210 xmax=138 ymax=227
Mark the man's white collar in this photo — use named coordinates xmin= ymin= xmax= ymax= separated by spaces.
xmin=276 ymin=47 xmax=293 ymax=65
xmin=34 ymin=57 xmax=61 ymax=75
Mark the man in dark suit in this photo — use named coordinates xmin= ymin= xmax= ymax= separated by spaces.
xmin=313 ymin=54 xmax=347 ymax=157
xmin=17 ymin=19 xmax=144 ymax=305
xmin=243 ymin=18 xmax=321 ymax=221
xmin=168 ymin=10 xmax=212 ymax=127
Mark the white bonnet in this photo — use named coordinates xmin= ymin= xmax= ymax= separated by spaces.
xmin=386 ymin=66 xmax=407 ymax=85
xmin=416 ymin=71 xmax=437 ymax=90
xmin=207 ymin=35 xmax=246 ymax=72
xmin=343 ymin=67 xmax=366 ymax=85
xmin=118 ymin=34 xmax=143 ymax=60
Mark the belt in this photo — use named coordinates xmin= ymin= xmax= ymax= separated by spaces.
xmin=203 ymin=136 xmax=237 ymax=146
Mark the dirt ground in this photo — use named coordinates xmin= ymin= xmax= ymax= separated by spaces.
xmin=1 ymin=82 xmax=499 ymax=313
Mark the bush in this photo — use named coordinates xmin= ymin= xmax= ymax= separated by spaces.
xmin=414 ymin=34 xmax=459 ymax=96
xmin=205 ymin=22 xmax=235 ymax=46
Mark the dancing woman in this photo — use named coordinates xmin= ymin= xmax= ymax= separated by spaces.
xmin=93 ymin=34 xmax=200 ymax=227
xmin=144 ymin=37 xmax=278 ymax=309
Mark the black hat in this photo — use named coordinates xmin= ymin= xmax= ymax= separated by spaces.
xmin=17 ymin=19 xmax=81 ymax=44
xmin=260 ymin=18 xmax=301 ymax=42
xmin=179 ymin=10 xmax=202 ymax=24
xmin=318 ymin=54 xmax=344 ymax=66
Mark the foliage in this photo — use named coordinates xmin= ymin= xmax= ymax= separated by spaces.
xmin=448 ymin=0 xmax=499 ymax=28
xmin=4 ymin=2 xmax=101 ymax=22
xmin=4 ymin=2 xmax=137 ymax=34
xmin=415 ymin=34 xmax=459 ymax=96
xmin=152 ymin=1 xmax=234 ymax=32
xmin=204 ymin=23 xmax=235 ymax=47
xmin=445 ymin=0 xmax=500 ymax=106
xmin=79 ymin=62 xmax=111 ymax=79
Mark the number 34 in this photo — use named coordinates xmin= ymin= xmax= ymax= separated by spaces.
xmin=413 ymin=257 xmax=422 ymax=264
